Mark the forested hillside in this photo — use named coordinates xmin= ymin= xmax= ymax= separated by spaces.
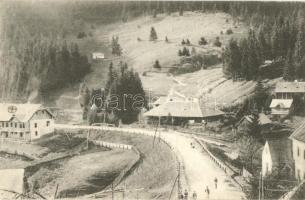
xmin=222 ymin=2 xmax=305 ymax=81
xmin=1 ymin=1 xmax=305 ymax=102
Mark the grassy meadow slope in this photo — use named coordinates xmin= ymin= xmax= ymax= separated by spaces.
xmin=92 ymin=11 xmax=265 ymax=104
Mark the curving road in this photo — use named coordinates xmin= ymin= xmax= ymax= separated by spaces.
xmin=54 ymin=124 xmax=246 ymax=200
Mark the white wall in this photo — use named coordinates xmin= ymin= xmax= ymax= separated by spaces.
xmin=262 ymin=142 xmax=273 ymax=177
xmin=30 ymin=119 xmax=54 ymax=140
xmin=292 ymin=139 xmax=305 ymax=181
xmin=0 ymin=169 xmax=24 ymax=194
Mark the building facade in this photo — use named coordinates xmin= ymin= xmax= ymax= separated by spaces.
xmin=0 ymin=104 xmax=54 ymax=141
xmin=290 ymin=122 xmax=305 ymax=181
xmin=262 ymin=139 xmax=293 ymax=178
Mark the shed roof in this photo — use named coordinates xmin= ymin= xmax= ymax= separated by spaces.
xmin=275 ymin=82 xmax=305 ymax=93
xmin=270 ymin=99 xmax=293 ymax=109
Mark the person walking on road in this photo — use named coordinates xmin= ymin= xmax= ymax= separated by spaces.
xmin=192 ymin=191 xmax=197 ymax=200
xmin=205 ymin=186 xmax=210 ymax=199
xmin=184 ymin=189 xmax=188 ymax=199
xmin=214 ymin=177 xmax=218 ymax=189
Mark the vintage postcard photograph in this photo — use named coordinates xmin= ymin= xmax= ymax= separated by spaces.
xmin=0 ymin=0 xmax=305 ymax=199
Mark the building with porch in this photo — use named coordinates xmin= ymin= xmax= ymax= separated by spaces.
xmin=269 ymin=82 xmax=305 ymax=116
xmin=144 ymin=90 xmax=224 ymax=125
xmin=0 ymin=104 xmax=54 ymax=141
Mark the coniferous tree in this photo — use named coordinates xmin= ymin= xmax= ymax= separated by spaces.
xmin=283 ymin=49 xmax=295 ymax=81
xmin=149 ymin=27 xmax=158 ymax=41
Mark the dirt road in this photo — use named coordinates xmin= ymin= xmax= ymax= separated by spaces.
xmin=54 ymin=124 xmax=246 ymax=199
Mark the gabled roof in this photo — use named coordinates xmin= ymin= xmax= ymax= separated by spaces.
xmin=265 ymin=138 xmax=293 ymax=166
xmin=144 ymin=100 xmax=203 ymax=118
xmin=270 ymin=99 xmax=293 ymax=109
xmin=0 ymin=103 xmax=52 ymax=122
xmin=290 ymin=121 xmax=305 ymax=143
xmin=275 ymin=82 xmax=305 ymax=93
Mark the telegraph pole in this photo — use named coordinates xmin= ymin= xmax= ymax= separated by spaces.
xmin=262 ymin=175 xmax=264 ymax=200
xmin=259 ymin=172 xmax=261 ymax=200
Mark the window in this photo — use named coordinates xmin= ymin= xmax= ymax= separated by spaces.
xmin=23 ymin=123 xmax=25 ymax=128
xmin=304 ymin=150 xmax=305 ymax=160
xmin=15 ymin=123 xmax=17 ymax=128
xmin=20 ymin=132 xmax=23 ymax=138
xmin=6 ymin=123 xmax=8 ymax=127
xmin=35 ymin=131 xmax=38 ymax=136
xmin=34 ymin=123 xmax=37 ymax=128
xmin=298 ymin=147 xmax=300 ymax=157
xmin=20 ymin=123 xmax=22 ymax=128
xmin=46 ymin=121 xmax=50 ymax=127
xmin=10 ymin=123 xmax=13 ymax=127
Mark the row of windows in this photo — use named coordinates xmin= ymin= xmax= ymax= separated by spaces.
xmin=1 ymin=122 xmax=25 ymax=128
xmin=0 ymin=121 xmax=51 ymax=129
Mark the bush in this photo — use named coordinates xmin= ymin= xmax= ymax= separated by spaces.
xmin=181 ymin=39 xmax=186 ymax=45
xmin=198 ymin=37 xmax=208 ymax=45
xmin=178 ymin=47 xmax=190 ymax=57
xmin=142 ymin=71 xmax=147 ymax=76
xmin=226 ymin=28 xmax=233 ymax=35
xmin=214 ymin=37 xmax=222 ymax=47
xmin=137 ymin=37 xmax=141 ymax=42
xmin=88 ymin=32 xmax=93 ymax=37
xmin=186 ymin=39 xmax=191 ymax=45
xmin=153 ymin=60 xmax=161 ymax=69
xmin=77 ymin=32 xmax=87 ymax=39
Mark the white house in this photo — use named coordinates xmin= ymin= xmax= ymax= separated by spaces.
xmin=0 ymin=104 xmax=54 ymax=141
xmin=270 ymin=82 xmax=305 ymax=116
xmin=92 ymin=52 xmax=105 ymax=60
xmin=262 ymin=138 xmax=293 ymax=177
xmin=290 ymin=122 xmax=305 ymax=181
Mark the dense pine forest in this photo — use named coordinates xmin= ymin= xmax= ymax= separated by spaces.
xmin=1 ymin=1 xmax=305 ymax=101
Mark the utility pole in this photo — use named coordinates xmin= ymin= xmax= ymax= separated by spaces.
xmin=262 ymin=175 xmax=264 ymax=200
xmin=86 ymin=129 xmax=90 ymax=150
xmin=111 ymin=183 xmax=114 ymax=200
xmin=259 ymin=172 xmax=261 ymax=200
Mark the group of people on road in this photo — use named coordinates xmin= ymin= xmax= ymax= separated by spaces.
xmin=179 ymin=177 xmax=218 ymax=200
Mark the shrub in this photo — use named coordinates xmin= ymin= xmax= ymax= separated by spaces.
xmin=198 ymin=37 xmax=208 ymax=45
xmin=88 ymin=32 xmax=93 ymax=37
xmin=142 ymin=71 xmax=147 ymax=76
xmin=186 ymin=39 xmax=191 ymax=45
xmin=181 ymin=39 xmax=186 ymax=45
xmin=214 ymin=37 xmax=222 ymax=47
xmin=137 ymin=37 xmax=141 ymax=42
xmin=153 ymin=60 xmax=161 ymax=69
xmin=77 ymin=32 xmax=87 ymax=39
xmin=165 ymin=36 xmax=169 ymax=43
xmin=178 ymin=49 xmax=183 ymax=56
xmin=226 ymin=28 xmax=233 ymax=35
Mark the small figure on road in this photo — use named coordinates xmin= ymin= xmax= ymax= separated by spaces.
xmin=184 ymin=189 xmax=188 ymax=199
xmin=192 ymin=191 xmax=197 ymax=200
xmin=214 ymin=177 xmax=218 ymax=189
xmin=205 ymin=186 xmax=210 ymax=199
xmin=179 ymin=193 xmax=184 ymax=199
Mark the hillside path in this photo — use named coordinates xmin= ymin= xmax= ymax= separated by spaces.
xmin=54 ymin=124 xmax=246 ymax=200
